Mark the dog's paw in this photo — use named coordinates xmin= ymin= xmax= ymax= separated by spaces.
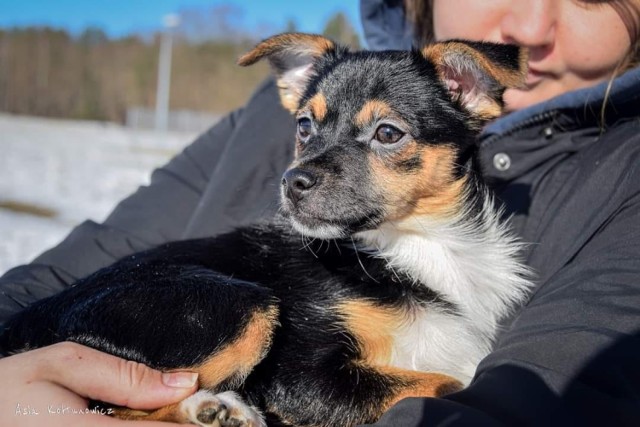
xmin=180 ymin=390 xmax=266 ymax=427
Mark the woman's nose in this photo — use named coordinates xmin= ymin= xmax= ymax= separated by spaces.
xmin=499 ymin=0 xmax=557 ymax=49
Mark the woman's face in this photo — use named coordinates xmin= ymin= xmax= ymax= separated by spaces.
xmin=432 ymin=0 xmax=632 ymax=111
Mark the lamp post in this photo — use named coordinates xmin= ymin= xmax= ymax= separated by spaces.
xmin=155 ymin=14 xmax=180 ymax=132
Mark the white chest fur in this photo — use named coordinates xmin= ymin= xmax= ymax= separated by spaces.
xmin=389 ymin=305 xmax=489 ymax=384
xmin=356 ymin=195 xmax=532 ymax=384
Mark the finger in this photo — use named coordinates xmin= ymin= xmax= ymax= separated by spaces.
xmin=37 ymin=342 xmax=198 ymax=410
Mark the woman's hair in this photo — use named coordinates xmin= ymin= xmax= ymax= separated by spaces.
xmin=404 ymin=0 xmax=436 ymax=45
xmin=610 ymin=0 xmax=640 ymax=69
xmin=404 ymin=0 xmax=640 ymax=71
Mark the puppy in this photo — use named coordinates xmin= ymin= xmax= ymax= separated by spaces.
xmin=0 ymin=34 xmax=531 ymax=427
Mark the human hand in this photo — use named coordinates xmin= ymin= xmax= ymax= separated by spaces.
xmin=1 ymin=341 xmax=198 ymax=426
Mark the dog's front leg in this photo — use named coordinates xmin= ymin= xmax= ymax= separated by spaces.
xmin=375 ymin=366 xmax=464 ymax=409
xmin=262 ymin=362 xmax=462 ymax=427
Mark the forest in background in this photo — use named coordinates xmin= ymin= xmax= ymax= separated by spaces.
xmin=0 ymin=5 xmax=361 ymax=123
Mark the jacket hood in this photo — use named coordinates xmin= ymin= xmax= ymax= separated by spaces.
xmin=483 ymin=65 xmax=640 ymax=139
xmin=360 ymin=0 xmax=414 ymax=50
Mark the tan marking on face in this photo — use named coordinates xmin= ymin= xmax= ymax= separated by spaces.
xmin=338 ymin=300 xmax=403 ymax=366
xmin=393 ymin=141 xmax=421 ymax=166
xmin=411 ymin=175 xmax=468 ymax=218
xmin=355 ymin=99 xmax=394 ymax=126
xmin=306 ymin=92 xmax=328 ymax=121
xmin=370 ymin=142 xmax=466 ymax=220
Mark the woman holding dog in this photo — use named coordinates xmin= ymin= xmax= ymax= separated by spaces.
xmin=1 ymin=0 xmax=639 ymax=425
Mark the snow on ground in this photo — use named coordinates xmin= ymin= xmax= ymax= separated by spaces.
xmin=0 ymin=113 xmax=200 ymax=275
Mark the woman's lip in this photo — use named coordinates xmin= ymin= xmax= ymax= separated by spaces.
xmin=525 ymin=67 xmax=550 ymax=87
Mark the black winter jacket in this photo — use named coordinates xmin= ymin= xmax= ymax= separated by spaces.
xmin=2 ymin=1 xmax=640 ymax=425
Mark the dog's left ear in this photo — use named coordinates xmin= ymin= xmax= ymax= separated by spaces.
xmin=423 ymin=40 xmax=528 ymax=121
xmin=238 ymin=33 xmax=339 ymax=113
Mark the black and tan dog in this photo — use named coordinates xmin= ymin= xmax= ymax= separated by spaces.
xmin=0 ymin=34 xmax=532 ymax=427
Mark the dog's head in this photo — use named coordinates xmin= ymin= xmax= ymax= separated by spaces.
xmin=239 ymin=34 xmax=527 ymax=239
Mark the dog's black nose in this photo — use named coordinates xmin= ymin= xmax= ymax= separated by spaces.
xmin=282 ymin=168 xmax=317 ymax=204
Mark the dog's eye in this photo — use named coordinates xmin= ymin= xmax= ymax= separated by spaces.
xmin=375 ymin=125 xmax=404 ymax=144
xmin=297 ymin=118 xmax=312 ymax=142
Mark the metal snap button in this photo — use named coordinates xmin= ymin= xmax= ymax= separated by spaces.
xmin=493 ymin=152 xmax=511 ymax=171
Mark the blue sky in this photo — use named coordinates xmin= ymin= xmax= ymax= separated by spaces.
xmin=0 ymin=1 xmax=363 ymax=39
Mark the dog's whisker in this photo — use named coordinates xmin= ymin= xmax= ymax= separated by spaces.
xmin=350 ymin=236 xmax=380 ymax=284
xmin=299 ymin=229 xmax=315 ymax=253
xmin=323 ymin=239 xmax=331 ymax=254
xmin=301 ymin=235 xmax=311 ymax=252
xmin=332 ymin=239 xmax=343 ymax=255
xmin=305 ymin=236 xmax=320 ymax=258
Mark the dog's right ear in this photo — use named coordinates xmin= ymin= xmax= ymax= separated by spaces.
xmin=238 ymin=33 xmax=338 ymax=113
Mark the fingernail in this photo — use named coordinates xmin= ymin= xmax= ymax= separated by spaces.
xmin=162 ymin=372 xmax=198 ymax=388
